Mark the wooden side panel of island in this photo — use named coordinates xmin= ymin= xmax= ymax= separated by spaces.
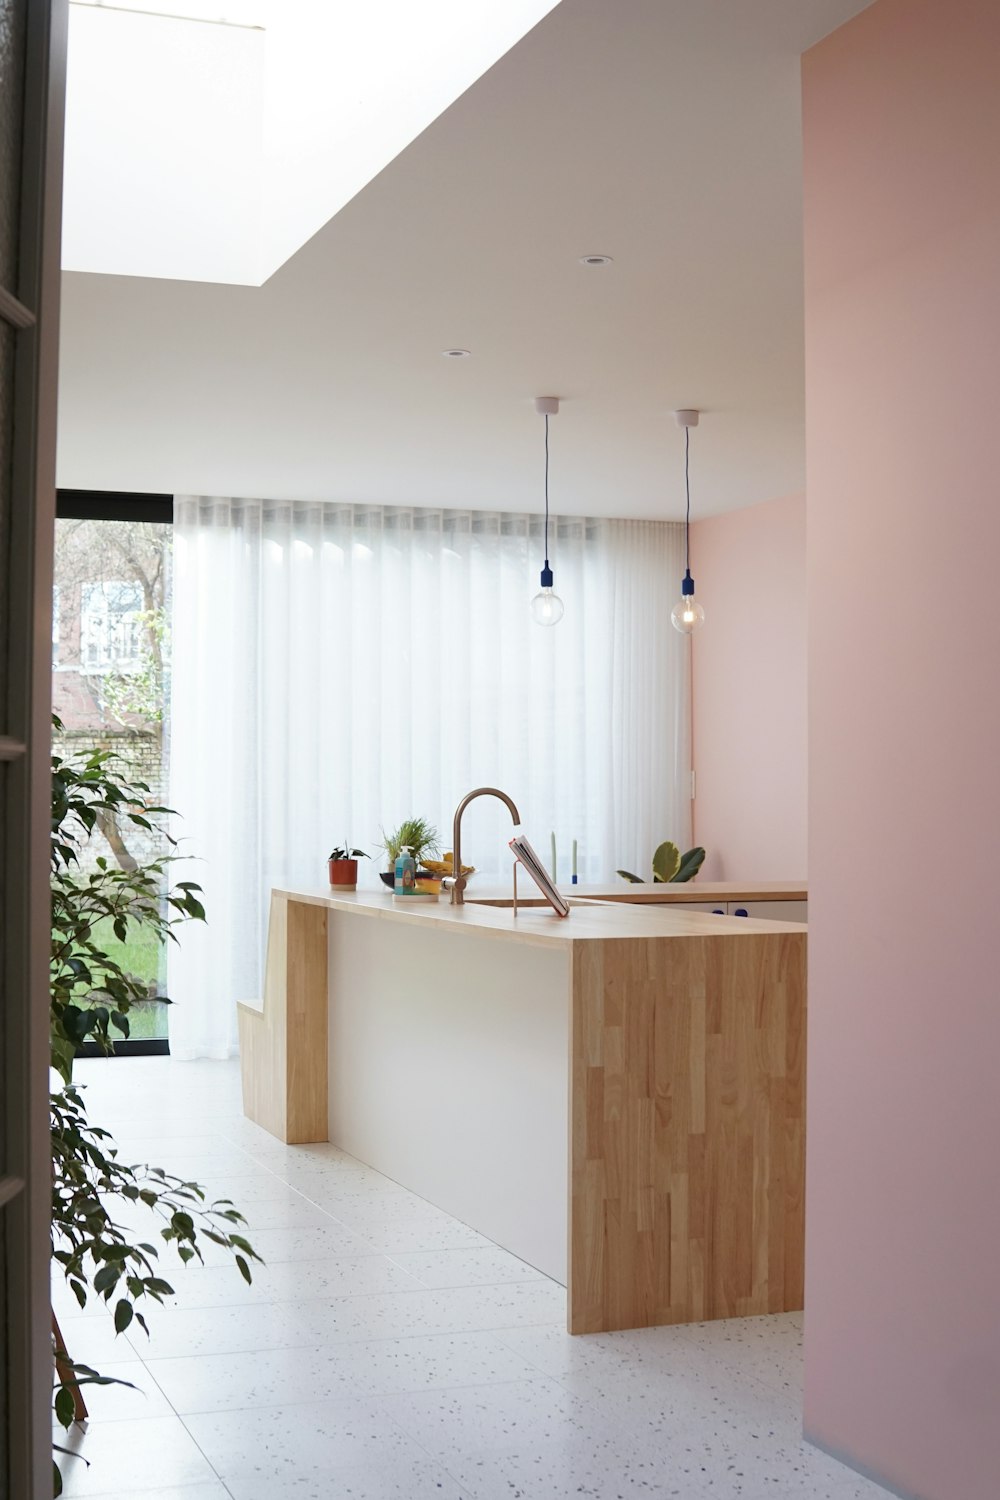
xmin=237 ymin=891 xmax=329 ymax=1143
xmin=568 ymin=930 xmax=806 ymax=1334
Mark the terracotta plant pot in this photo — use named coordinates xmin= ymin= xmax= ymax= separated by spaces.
xmin=328 ymin=858 xmax=358 ymax=891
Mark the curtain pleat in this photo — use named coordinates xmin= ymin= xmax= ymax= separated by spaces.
xmin=168 ymin=497 xmax=690 ymax=1059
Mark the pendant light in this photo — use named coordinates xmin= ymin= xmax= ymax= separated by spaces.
xmin=670 ymin=408 xmax=705 ymax=634
xmin=530 ymin=395 xmax=564 ymax=626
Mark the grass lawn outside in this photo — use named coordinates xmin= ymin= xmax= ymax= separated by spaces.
xmin=86 ymin=915 xmax=169 ymax=1042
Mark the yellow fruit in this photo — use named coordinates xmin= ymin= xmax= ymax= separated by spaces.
xmin=419 ymin=857 xmax=474 ymax=878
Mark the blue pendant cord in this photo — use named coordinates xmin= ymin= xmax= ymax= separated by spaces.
xmin=544 ymin=412 xmax=550 ymax=568
xmin=684 ymin=423 xmax=691 ymax=574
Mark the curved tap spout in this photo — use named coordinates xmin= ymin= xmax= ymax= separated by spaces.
xmin=450 ymin=787 xmax=522 ymax=905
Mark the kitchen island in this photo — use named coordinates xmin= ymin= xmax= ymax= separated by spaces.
xmin=238 ymin=889 xmax=806 ymax=1334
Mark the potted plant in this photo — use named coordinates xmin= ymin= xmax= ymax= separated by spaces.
xmin=617 ymin=840 xmax=706 ymax=883
xmin=377 ymin=817 xmax=439 ymax=888
xmin=49 ymin=722 xmax=260 ymax=1494
xmin=328 ymin=843 xmax=368 ymax=890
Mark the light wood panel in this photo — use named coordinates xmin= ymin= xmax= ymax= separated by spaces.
xmin=568 ymin=929 xmax=806 ymax=1333
xmin=236 ymin=891 xmax=329 ymax=1143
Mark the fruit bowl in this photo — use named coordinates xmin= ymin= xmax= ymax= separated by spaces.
xmin=419 ymin=857 xmax=475 ymax=879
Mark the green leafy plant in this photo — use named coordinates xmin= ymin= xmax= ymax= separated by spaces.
xmin=378 ymin=816 xmax=439 ymax=868
xmin=617 ymin=841 xmax=706 ymax=884
xmin=50 ymin=724 xmax=206 ymax=1078
xmin=50 ymin=720 xmax=260 ymax=1494
xmin=328 ymin=843 xmax=369 ymax=861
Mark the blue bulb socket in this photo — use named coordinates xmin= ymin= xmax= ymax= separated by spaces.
xmin=681 ymin=569 xmax=695 ymax=596
xmin=540 ymin=562 xmax=554 ymax=589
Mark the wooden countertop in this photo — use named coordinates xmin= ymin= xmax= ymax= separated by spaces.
xmin=469 ymin=881 xmax=807 ymax=904
xmin=573 ymin=880 xmax=807 ymax=902
xmin=275 ymin=887 xmax=807 ymax=950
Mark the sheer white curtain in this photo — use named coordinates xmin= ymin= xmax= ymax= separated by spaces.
xmin=167 ymin=497 xmax=689 ymax=1059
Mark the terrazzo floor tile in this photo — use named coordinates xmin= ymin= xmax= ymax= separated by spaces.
xmin=55 ymin=1414 xmax=222 ymax=1496
xmin=162 ymin=1251 xmax=424 ymax=1308
xmin=82 ymin=1488 xmax=231 ymax=1500
xmin=223 ymin=1197 xmax=346 ymax=1231
xmin=52 ymin=1274 xmax=110 ymax=1322
xmin=62 ymin=1059 xmax=899 ymax=1500
xmin=490 ymin=1321 xmax=698 ymax=1383
xmin=447 ymin=1429 xmax=714 ymax=1499
xmin=238 ymin=1138 xmax=363 ymax=1167
xmin=111 ymin=1194 xmax=339 ymax=1238
xmin=325 ymin=1193 xmax=464 ymax=1230
xmin=387 ymin=1245 xmax=546 ymax=1288
xmin=566 ymin=1366 xmax=804 ymax=1444
xmin=107 ymin=1150 xmax=263 ymax=1180
xmin=278 ymin=1161 xmax=409 ymax=1191
xmin=222 ymin=1456 xmax=475 ymax=1500
xmin=148 ymin=1331 xmax=548 ymax=1414
xmin=381 ymin=1376 xmax=595 ymax=1463
xmin=98 ymin=1130 xmax=248 ymax=1155
xmin=183 ymin=1395 xmax=434 ymax=1483
xmin=128 ymin=1298 xmax=321 ymax=1360
xmin=653 ymin=1416 xmax=893 ymax=1498
xmin=673 ymin=1313 xmax=805 ymax=1398
xmin=54 ymin=1312 xmax=138 ymax=1366
xmin=281 ymin=1278 xmax=567 ymax=1344
xmin=53 ymin=1359 xmax=173 ymax=1424
xmin=190 ymin=1220 xmax=373 ymax=1266
xmin=179 ymin=1173 xmax=313 ymax=1205
xmin=352 ymin=1218 xmax=507 ymax=1255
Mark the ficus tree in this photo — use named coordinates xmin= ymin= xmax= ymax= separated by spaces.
xmin=50 ymin=720 xmax=260 ymax=1495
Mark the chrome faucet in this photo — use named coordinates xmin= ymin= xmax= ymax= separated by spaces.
xmin=450 ymin=787 xmax=522 ymax=905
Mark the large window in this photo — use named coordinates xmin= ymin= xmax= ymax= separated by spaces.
xmin=53 ymin=491 xmax=173 ymax=1052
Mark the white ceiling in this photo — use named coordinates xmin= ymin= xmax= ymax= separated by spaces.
xmin=61 ymin=0 xmax=561 ymax=284
xmin=56 ymin=0 xmax=872 ymax=520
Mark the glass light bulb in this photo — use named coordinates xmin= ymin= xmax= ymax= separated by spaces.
xmin=531 ymin=586 xmax=565 ymax=626
xmin=671 ymin=595 xmax=705 ymax=634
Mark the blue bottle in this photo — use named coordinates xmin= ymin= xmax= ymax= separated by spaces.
xmin=394 ymin=845 xmax=416 ymax=895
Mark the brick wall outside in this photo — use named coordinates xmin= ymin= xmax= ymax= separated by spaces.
xmin=55 ymin=728 xmax=170 ymax=873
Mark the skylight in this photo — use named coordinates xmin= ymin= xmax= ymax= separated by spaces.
xmin=62 ymin=0 xmax=561 ymax=286
xmin=70 ymin=0 xmax=266 ymax=28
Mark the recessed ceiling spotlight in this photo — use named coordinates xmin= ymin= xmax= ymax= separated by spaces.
xmin=442 ymin=348 xmax=471 ymax=358
xmin=578 ymin=254 xmax=613 ymax=267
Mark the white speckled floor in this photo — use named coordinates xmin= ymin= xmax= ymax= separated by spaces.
xmin=53 ymin=1059 xmax=892 ymax=1499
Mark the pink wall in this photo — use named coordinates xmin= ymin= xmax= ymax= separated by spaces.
xmin=691 ymin=492 xmax=807 ymax=881
xmin=803 ymin=3 xmax=1000 ymax=1498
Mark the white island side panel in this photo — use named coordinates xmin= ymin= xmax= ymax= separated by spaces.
xmin=327 ymin=909 xmax=570 ymax=1283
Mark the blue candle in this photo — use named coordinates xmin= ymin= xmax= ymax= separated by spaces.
xmin=572 ymin=838 xmax=578 ymax=885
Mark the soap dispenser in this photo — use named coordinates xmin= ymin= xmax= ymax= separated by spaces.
xmin=394 ymin=845 xmax=416 ymax=895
